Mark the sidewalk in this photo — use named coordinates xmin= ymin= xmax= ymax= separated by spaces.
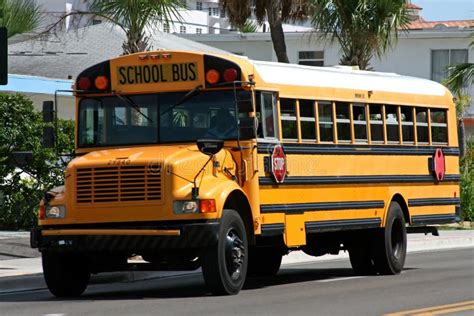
xmin=0 ymin=230 xmax=472 ymax=293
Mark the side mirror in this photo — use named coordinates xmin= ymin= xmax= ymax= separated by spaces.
xmin=197 ymin=139 xmax=224 ymax=156
xmin=10 ymin=151 xmax=33 ymax=168
xmin=42 ymin=101 xmax=55 ymax=123
xmin=43 ymin=126 xmax=55 ymax=148
xmin=238 ymin=116 xmax=257 ymax=140
xmin=236 ymin=90 xmax=253 ymax=113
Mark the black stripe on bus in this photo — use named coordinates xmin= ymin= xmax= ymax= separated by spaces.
xmin=408 ymin=197 xmax=461 ymax=207
xmin=411 ymin=214 xmax=456 ymax=225
xmin=261 ymin=223 xmax=285 ymax=236
xmin=257 ymin=143 xmax=459 ymax=156
xmin=305 ymin=218 xmax=382 ymax=233
xmin=259 ymin=174 xmax=461 ymax=186
xmin=260 ymin=200 xmax=384 ymax=214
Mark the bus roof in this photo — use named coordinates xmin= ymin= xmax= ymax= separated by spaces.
xmin=250 ymin=60 xmax=448 ymax=97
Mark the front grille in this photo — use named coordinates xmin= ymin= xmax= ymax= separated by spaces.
xmin=76 ymin=165 xmax=162 ymax=204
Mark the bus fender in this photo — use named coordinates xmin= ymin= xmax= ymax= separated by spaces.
xmin=382 ymin=193 xmax=410 ymax=226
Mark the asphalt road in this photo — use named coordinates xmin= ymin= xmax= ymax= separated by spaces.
xmin=0 ymin=248 xmax=473 ymax=316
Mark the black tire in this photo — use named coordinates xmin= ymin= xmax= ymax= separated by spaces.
xmin=42 ymin=252 xmax=90 ymax=297
xmin=372 ymin=201 xmax=407 ymax=275
xmin=348 ymin=246 xmax=376 ymax=276
xmin=201 ymin=209 xmax=248 ymax=295
xmin=348 ymin=231 xmax=377 ymax=275
xmin=247 ymin=247 xmax=283 ymax=277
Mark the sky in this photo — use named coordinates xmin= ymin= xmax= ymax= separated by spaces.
xmin=413 ymin=0 xmax=474 ymax=21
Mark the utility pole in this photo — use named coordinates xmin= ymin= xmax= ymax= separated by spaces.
xmin=0 ymin=27 xmax=6 ymax=85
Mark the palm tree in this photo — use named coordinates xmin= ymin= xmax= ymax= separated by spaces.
xmin=220 ymin=0 xmax=313 ymax=63
xmin=89 ymin=0 xmax=183 ymax=54
xmin=309 ymin=0 xmax=411 ymax=70
xmin=0 ymin=0 xmax=42 ymax=38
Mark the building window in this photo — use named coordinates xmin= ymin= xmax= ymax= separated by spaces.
xmin=196 ymin=28 xmax=202 ymax=34
xmin=298 ymin=51 xmax=324 ymax=66
xmin=180 ymin=0 xmax=187 ymax=8
xmin=220 ymin=9 xmax=226 ymax=18
xmin=431 ymin=49 xmax=468 ymax=83
xmin=208 ymin=7 xmax=212 ymax=16
xmin=213 ymin=7 xmax=219 ymax=16
xmin=180 ymin=26 xmax=186 ymax=34
xmin=196 ymin=1 xmax=202 ymax=10
xmin=163 ymin=23 xmax=170 ymax=33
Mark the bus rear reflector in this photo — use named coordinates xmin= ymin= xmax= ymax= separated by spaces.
xmin=206 ymin=69 xmax=220 ymax=85
xmin=200 ymin=199 xmax=216 ymax=213
xmin=77 ymin=76 xmax=92 ymax=90
xmin=95 ymin=76 xmax=109 ymax=90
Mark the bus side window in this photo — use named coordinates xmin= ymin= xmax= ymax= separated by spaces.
xmin=385 ymin=105 xmax=400 ymax=143
xmin=256 ymin=91 xmax=276 ymax=139
xmin=336 ymin=102 xmax=351 ymax=142
xmin=369 ymin=104 xmax=384 ymax=143
xmin=401 ymin=106 xmax=414 ymax=144
xmin=431 ymin=109 xmax=448 ymax=144
xmin=280 ymin=98 xmax=297 ymax=140
xmin=352 ymin=103 xmax=367 ymax=143
xmin=318 ymin=101 xmax=334 ymax=142
xmin=300 ymin=99 xmax=316 ymax=141
xmin=416 ymin=108 xmax=429 ymax=144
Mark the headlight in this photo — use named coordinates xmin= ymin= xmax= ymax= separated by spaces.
xmin=45 ymin=205 xmax=66 ymax=219
xmin=174 ymin=201 xmax=199 ymax=214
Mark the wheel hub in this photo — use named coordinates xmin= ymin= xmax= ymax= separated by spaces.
xmin=225 ymin=229 xmax=245 ymax=280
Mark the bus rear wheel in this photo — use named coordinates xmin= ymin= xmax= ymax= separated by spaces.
xmin=201 ymin=209 xmax=248 ymax=295
xmin=372 ymin=201 xmax=407 ymax=275
xmin=247 ymin=247 xmax=283 ymax=277
xmin=42 ymin=252 xmax=90 ymax=297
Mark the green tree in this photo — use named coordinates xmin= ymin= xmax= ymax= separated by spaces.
xmin=220 ymin=0 xmax=312 ymax=63
xmin=309 ymin=0 xmax=410 ymax=69
xmin=0 ymin=93 xmax=74 ymax=229
xmin=0 ymin=0 xmax=42 ymax=38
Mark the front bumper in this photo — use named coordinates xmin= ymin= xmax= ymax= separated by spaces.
xmin=31 ymin=221 xmax=219 ymax=253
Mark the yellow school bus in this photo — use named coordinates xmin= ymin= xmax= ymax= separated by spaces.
xmin=32 ymin=50 xmax=460 ymax=297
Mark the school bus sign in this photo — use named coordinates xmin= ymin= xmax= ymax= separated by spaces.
xmin=0 ymin=27 xmax=7 ymax=85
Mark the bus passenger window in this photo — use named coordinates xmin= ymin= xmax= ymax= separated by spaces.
xmin=300 ymin=99 xmax=316 ymax=141
xmin=369 ymin=104 xmax=383 ymax=143
xmin=280 ymin=98 xmax=297 ymax=140
xmin=400 ymin=106 xmax=414 ymax=144
xmin=256 ymin=92 xmax=276 ymax=139
xmin=336 ymin=102 xmax=351 ymax=142
xmin=385 ymin=105 xmax=400 ymax=143
xmin=416 ymin=108 xmax=429 ymax=144
xmin=431 ymin=109 xmax=448 ymax=144
xmin=353 ymin=103 xmax=367 ymax=143
xmin=318 ymin=101 xmax=333 ymax=142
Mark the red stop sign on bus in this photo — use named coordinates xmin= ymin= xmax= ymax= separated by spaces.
xmin=432 ymin=148 xmax=445 ymax=181
xmin=271 ymin=145 xmax=287 ymax=183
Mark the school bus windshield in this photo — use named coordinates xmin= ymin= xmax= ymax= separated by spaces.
xmin=78 ymin=90 xmax=245 ymax=147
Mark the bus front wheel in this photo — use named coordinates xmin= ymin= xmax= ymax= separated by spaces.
xmin=372 ymin=201 xmax=407 ymax=275
xmin=201 ymin=209 xmax=248 ymax=295
xmin=42 ymin=252 xmax=90 ymax=297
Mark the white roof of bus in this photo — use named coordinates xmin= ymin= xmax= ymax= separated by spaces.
xmin=251 ymin=60 xmax=447 ymax=97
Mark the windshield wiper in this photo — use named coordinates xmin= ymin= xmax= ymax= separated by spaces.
xmin=113 ymin=92 xmax=153 ymax=123
xmin=160 ymin=85 xmax=202 ymax=117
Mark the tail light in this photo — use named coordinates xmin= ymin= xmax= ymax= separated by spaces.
xmin=204 ymin=55 xmax=242 ymax=87
xmin=38 ymin=205 xmax=45 ymax=220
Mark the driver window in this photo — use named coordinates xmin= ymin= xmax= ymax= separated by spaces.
xmin=256 ymin=91 xmax=277 ymax=139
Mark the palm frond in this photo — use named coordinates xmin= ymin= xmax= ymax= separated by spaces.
xmin=0 ymin=0 xmax=42 ymax=38
xmin=444 ymin=63 xmax=474 ymax=96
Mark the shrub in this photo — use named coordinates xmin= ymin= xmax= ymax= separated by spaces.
xmin=460 ymin=137 xmax=474 ymax=221
xmin=0 ymin=93 xmax=74 ymax=230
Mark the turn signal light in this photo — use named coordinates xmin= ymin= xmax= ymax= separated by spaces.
xmin=38 ymin=205 xmax=45 ymax=220
xmin=223 ymin=68 xmax=238 ymax=82
xmin=206 ymin=69 xmax=220 ymax=85
xmin=94 ymin=76 xmax=109 ymax=90
xmin=200 ymin=199 xmax=216 ymax=213
xmin=77 ymin=76 xmax=92 ymax=90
